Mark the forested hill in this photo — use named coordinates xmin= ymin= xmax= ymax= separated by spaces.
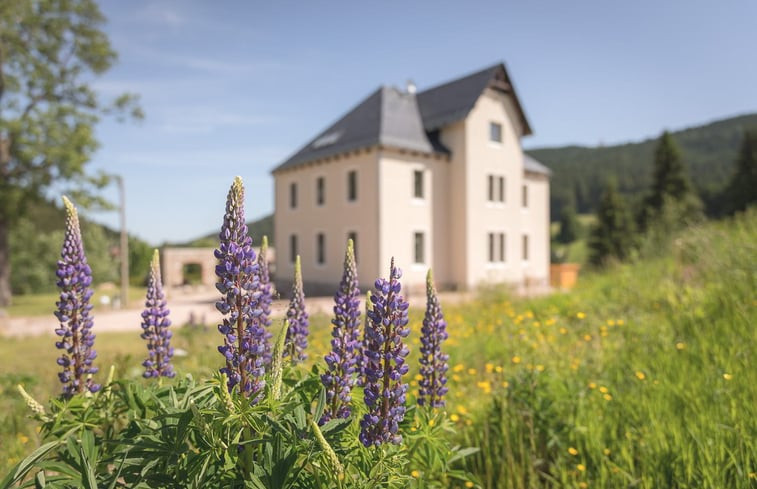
xmin=527 ymin=113 xmax=757 ymax=218
xmin=184 ymin=214 xmax=274 ymax=248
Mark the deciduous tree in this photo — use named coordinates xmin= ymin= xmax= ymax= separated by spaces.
xmin=0 ymin=0 xmax=141 ymax=306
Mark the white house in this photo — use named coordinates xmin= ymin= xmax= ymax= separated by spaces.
xmin=272 ymin=63 xmax=550 ymax=295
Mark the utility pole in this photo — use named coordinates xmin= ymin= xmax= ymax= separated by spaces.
xmin=116 ymin=175 xmax=129 ymax=308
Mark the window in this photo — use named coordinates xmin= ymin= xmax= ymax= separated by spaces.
xmin=490 ymin=122 xmax=502 ymax=143
xmin=348 ymin=231 xmax=358 ymax=263
xmin=347 ymin=170 xmax=357 ymax=201
xmin=488 ymin=232 xmax=506 ymax=263
xmin=413 ymin=170 xmax=424 ymax=199
xmin=290 ymin=234 xmax=298 ymax=263
xmin=488 ymin=175 xmax=505 ymax=202
xmin=316 ymin=177 xmax=325 ymax=205
xmin=522 ymin=235 xmax=529 ymax=261
xmin=522 ymin=184 xmax=528 ymax=207
xmin=289 ymin=182 xmax=298 ymax=209
xmin=413 ymin=232 xmax=425 ymax=264
xmin=316 ymin=233 xmax=325 ymax=265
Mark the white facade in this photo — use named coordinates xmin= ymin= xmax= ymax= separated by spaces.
xmin=273 ymin=67 xmax=550 ymax=295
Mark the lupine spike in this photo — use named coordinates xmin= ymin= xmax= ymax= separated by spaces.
xmin=356 ymin=289 xmax=372 ymax=388
xmin=258 ymin=235 xmax=274 ymax=366
xmin=320 ymin=239 xmax=361 ymax=424
xmin=359 ymin=258 xmax=410 ymax=446
xmin=17 ymin=385 xmax=46 ymax=416
xmin=140 ymin=250 xmax=175 ymax=379
xmin=55 ymin=196 xmax=100 ymax=397
xmin=214 ymin=177 xmax=266 ymax=399
xmin=284 ymin=255 xmax=309 ymax=363
xmin=417 ymin=269 xmax=449 ymax=408
xmin=269 ymin=320 xmax=289 ymax=402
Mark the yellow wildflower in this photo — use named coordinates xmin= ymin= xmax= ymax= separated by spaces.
xmin=578 ymin=483 xmax=588 ymax=489
xmin=635 ymin=371 xmax=646 ymax=380
xmin=604 ymin=394 xmax=613 ymax=401
xmin=494 ymin=365 xmax=503 ymax=373
xmin=501 ymin=381 xmax=509 ymax=388
xmin=465 ymin=482 xmax=475 ymax=488
xmin=675 ymin=342 xmax=686 ymax=350
xmin=536 ymin=364 xmax=545 ymax=372
xmin=576 ymin=463 xmax=586 ymax=472
xmin=411 ymin=470 xmax=420 ymax=478
xmin=559 ymin=327 xmax=568 ymax=334
xmin=450 ymin=413 xmax=460 ymax=422
xmin=428 ymin=419 xmax=435 ymax=427
xmin=617 ymin=319 xmax=624 ymax=325
xmin=568 ymin=447 xmax=578 ymax=456
xmin=588 ymin=382 xmax=597 ymax=389
xmin=452 ymin=374 xmax=461 ymax=382
xmin=723 ymin=373 xmax=733 ymax=380
xmin=476 ymin=381 xmax=492 ymax=394
xmin=583 ymin=334 xmax=592 ymax=342
xmin=576 ymin=312 xmax=586 ymax=319
xmin=485 ymin=363 xmax=494 ymax=373
xmin=453 ymin=363 xmax=464 ymax=372
xmin=415 ymin=374 xmax=423 ymax=381
xmin=468 ymin=368 xmax=477 ymax=375
xmin=599 ymin=386 xmax=608 ymax=393
xmin=603 ymin=448 xmax=611 ymax=456
xmin=511 ymin=356 xmax=521 ymax=364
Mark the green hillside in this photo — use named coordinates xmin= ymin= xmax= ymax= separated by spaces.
xmin=528 ymin=113 xmax=757 ymax=218
xmin=184 ymin=214 xmax=273 ymax=248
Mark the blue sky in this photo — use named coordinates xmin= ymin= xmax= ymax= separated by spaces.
xmin=86 ymin=0 xmax=757 ymax=244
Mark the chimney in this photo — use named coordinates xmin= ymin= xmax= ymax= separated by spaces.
xmin=406 ymin=79 xmax=416 ymax=94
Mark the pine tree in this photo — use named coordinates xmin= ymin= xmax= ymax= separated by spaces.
xmin=588 ymin=181 xmax=635 ymax=266
xmin=641 ymin=131 xmax=701 ymax=228
xmin=725 ymin=129 xmax=757 ymax=214
xmin=556 ymin=202 xmax=581 ymax=244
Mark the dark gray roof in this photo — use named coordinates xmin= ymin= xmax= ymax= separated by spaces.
xmin=523 ymin=154 xmax=552 ymax=176
xmin=273 ymin=62 xmax=532 ymax=173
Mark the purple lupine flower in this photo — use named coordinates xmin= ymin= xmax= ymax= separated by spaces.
xmin=284 ymin=255 xmax=308 ymax=363
xmin=140 ymin=250 xmax=175 ymax=379
xmin=258 ymin=235 xmax=274 ymax=366
xmin=417 ymin=269 xmax=449 ymax=408
xmin=359 ymin=258 xmax=410 ymax=446
xmin=355 ymin=290 xmax=372 ymax=388
xmin=214 ymin=177 xmax=266 ymax=399
xmin=54 ymin=197 xmax=100 ymax=397
xmin=320 ymin=239 xmax=361 ymax=424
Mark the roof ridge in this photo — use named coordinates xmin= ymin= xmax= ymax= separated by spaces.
xmin=417 ymin=63 xmax=501 ymax=96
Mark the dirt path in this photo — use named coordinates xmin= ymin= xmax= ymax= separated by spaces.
xmin=0 ymin=289 xmax=473 ymax=338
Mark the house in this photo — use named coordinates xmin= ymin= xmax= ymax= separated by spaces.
xmin=271 ymin=63 xmax=550 ymax=295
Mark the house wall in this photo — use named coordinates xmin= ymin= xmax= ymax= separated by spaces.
xmin=521 ymin=171 xmax=551 ymax=289
xmin=462 ymin=87 xmax=538 ymax=289
xmin=438 ymin=121 xmax=468 ymax=290
xmin=376 ymin=148 xmax=450 ymax=294
xmin=273 ymin=149 xmax=380 ymax=295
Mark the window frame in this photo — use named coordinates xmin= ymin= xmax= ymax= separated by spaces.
xmin=316 ymin=176 xmax=325 ymax=206
xmin=289 ymin=234 xmax=298 ymax=264
xmin=289 ymin=182 xmax=298 ymax=209
xmin=347 ymin=170 xmax=358 ymax=202
xmin=316 ymin=232 xmax=326 ymax=265
xmin=413 ymin=231 xmax=425 ymax=265
xmin=413 ymin=169 xmax=424 ymax=199
xmin=489 ymin=122 xmax=503 ymax=143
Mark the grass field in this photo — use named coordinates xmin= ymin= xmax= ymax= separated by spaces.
xmin=1 ymin=210 xmax=755 ymax=487
xmin=5 ymin=286 xmax=147 ymax=317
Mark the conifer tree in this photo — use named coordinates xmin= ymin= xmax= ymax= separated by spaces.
xmin=725 ymin=129 xmax=757 ymax=214
xmin=556 ymin=202 xmax=581 ymax=244
xmin=641 ymin=131 xmax=701 ymax=228
xmin=588 ymin=181 xmax=635 ymax=266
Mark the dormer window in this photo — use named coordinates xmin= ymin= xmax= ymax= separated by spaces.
xmin=490 ymin=122 xmax=502 ymax=143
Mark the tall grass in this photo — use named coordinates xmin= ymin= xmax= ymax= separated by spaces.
xmin=1 ymin=211 xmax=755 ymax=486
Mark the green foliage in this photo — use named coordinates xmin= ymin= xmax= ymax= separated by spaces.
xmin=724 ymin=129 xmax=757 ymax=214
xmin=587 ymin=181 xmax=635 ymax=266
xmin=556 ymin=204 xmax=581 ymax=244
xmin=528 ymin=113 xmax=757 ymax=218
xmin=0 ymin=0 xmax=141 ymax=306
xmin=639 ymin=131 xmax=702 ymax=230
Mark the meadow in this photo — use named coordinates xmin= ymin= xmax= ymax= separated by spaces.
xmin=1 ymin=210 xmax=755 ymax=488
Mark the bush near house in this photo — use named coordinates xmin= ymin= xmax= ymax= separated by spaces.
xmin=1 ymin=184 xmax=754 ymax=487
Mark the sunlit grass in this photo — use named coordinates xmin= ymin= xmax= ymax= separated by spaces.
xmin=5 ymin=286 xmax=147 ymax=317
xmin=1 ymin=210 xmax=755 ymax=486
